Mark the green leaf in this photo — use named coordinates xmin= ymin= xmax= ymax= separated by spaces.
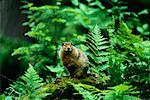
xmin=52 ymin=18 xmax=66 ymax=23
xmin=138 ymin=9 xmax=148 ymax=15
xmin=71 ymin=0 xmax=79 ymax=6
xmin=46 ymin=64 xmax=66 ymax=78
xmin=137 ymin=26 xmax=143 ymax=33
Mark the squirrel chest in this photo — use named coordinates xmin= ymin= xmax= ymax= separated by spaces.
xmin=61 ymin=50 xmax=83 ymax=68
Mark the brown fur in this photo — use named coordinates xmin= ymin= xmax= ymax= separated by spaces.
xmin=60 ymin=42 xmax=89 ymax=78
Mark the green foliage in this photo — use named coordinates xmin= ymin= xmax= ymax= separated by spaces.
xmin=5 ymin=64 xmax=49 ymax=100
xmin=69 ymin=82 xmax=141 ymax=100
xmin=2 ymin=0 xmax=150 ymax=99
xmin=46 ymin=64 xmax=68 ymax=80
xmin=103 ymin=84 xmax=141 ymax=100
xmin=12 ymin=2 xmax=89 ymax=73
xmin=12 ymin=4 xmax=62 ymax=72
xmin=64 ymin=1 xmax=111 ymax=28
xmin=107 ymin=19 xmax=150 ymax=98
xmin=0 ymin=94 xmax=13 ymax=100
xmin=137 ymin=23 xmax=150 ymax=36
xmin=70 ymin=82 xmax=97 ymax=100
xmin=87 ymin=25 xmax=109 ymax=64
xmin=87 ymin=25 xmax=110 ymax=83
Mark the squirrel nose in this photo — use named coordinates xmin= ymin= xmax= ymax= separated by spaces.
xmin=67 ymin=48 xmax=70 ymax=50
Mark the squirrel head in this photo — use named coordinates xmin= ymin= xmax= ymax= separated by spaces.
xmin=62 ymin=42 xmax=74 ymax=52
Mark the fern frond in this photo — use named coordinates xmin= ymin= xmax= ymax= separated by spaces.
xmin=8 ymin=64 xmax=49 ymax=99
xmin=102 ymin=84 xmax=141 ymax=100
xmin=69 ymin=82 xmax=97 ymax=100
xmin=86 ymin=25 xmax=110 ymax=83
xmin=87 ymin=25 xmax=109 ymax=64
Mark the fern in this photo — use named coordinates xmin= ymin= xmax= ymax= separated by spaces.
xmin=69 ymin=82 xmax=97 ymax=100
xmin=86 ymin=25 xmax=110 ymax=83
xmin=87 ymin=25 xmax=109 ymax=65
xmin=102 ymin=84 xmax=141 ymax=100
xmin=6 ymin=64 xmax=49 ymax=100
xmin=0 ymin=94 xmax=13 ymax=100
xmin=12 ymin=44 xmax=51 ymax=72
xmin=107 ymin=19 xmax=150 ymax=98
xmin=69 ymin=82 xmax=141 ymax=100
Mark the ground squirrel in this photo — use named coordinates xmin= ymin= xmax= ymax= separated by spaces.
xmin=60 ymin=42 xmax=89 ymax=78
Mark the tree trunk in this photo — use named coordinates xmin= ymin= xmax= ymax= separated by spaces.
xmin=0 ymin=0 xmax=27 ymax=38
